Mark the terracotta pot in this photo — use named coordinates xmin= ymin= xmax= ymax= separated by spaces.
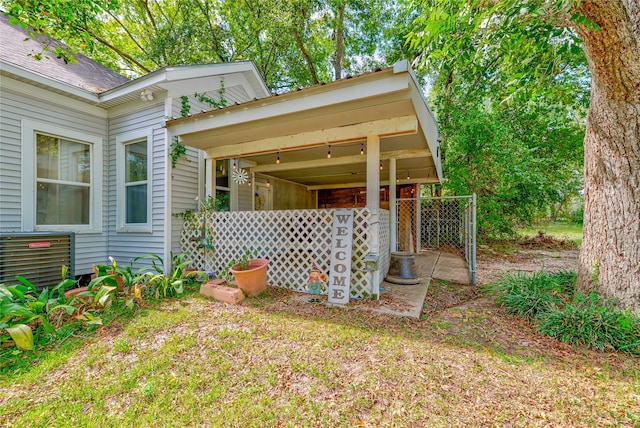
xmin=230 ymin=258 xmax=269 ymax=297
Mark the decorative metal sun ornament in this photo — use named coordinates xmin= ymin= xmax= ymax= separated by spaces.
xmin=232 ymin=167 xmax=249 ymax=184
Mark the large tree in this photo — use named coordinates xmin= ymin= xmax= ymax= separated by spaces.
xmin=573 ymin=0 xmax=640 ymax=310
xmin=407 ymin=0 xmax=639 ymax=310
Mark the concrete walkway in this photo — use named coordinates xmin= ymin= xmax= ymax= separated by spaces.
xmin=369 ymin=251 xmax=470 ymax=319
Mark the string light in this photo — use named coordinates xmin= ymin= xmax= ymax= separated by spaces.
xmin=232 ymin=161 xmax=236 ymax=170
xmin=360 ymin=143 xmax=364 ymax=155
xmin=327 ymin=145 xmax=331 ymax=159
xmin=276 ymin=152 xmax=280 ymax=164
xmin=379 ymin=162 xmax=383 ymax=171
xmin=266 ymin=180 xmax=271 ymax=188
xmin=406 ymin=171 xmax=411 ymax=180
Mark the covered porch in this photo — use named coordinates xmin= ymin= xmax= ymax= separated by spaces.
xmin=167 ymin=60 xmax=442 ymax=300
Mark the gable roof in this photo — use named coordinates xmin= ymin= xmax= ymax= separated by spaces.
xmin=0 ymin=13 xmax=130 ymax=93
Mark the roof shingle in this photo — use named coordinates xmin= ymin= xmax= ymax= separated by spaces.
xmin=0 ymin=14 xmax=130 ymax=93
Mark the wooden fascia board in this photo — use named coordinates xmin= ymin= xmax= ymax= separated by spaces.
xmin=250 ymin=148 xmax=432 ymax=173
xmin=168 ymin=71 xmax=410 ymax=136
xmin=408 ymin=78 xmax=442 ymax=182
xmin=307 ymin=177 xmax=439 ymax=191
xmin=204 ymin=115 xmax=418 ymax=159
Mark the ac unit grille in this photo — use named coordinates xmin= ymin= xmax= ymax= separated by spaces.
xmin=0 ymin=232 xmax=75 ymax=290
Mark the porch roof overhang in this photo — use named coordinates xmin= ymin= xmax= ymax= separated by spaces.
xmin=166 ymin=60 xmax=442 ymax=187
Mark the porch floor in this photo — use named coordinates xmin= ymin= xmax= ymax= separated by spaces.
xmin=360 ymin=250 xmax=470 ymax=319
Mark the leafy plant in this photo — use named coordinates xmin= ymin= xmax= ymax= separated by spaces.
xmin=231 ymin=248 xmax=261 ymax=272
xmin=135 ymin=252 xmax=196 ymax=298
xmin=538 ymin=291 xmax=640 ymax=354
xmin=0 ymin=266 xmax=77 ymax=350
xmin=489 ymin=270 xmax=640 ymax=354
xmin=194 ymin=80 xmax=227 ymax=109
xmin=169 ymin=136 xmax=187 ymax=169
xmin=180 ymin=95 xmax=190 ymax=117
xmin=489 ymin=270 xmax=575 ymax=322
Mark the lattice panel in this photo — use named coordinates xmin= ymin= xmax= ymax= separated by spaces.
xmin=179 ymin=215 xmax=208 ymax=271
xmin=378 ymin=209 xmax=391 ymax=282
xmin=180 ymin=209 xmax=376 ymax=299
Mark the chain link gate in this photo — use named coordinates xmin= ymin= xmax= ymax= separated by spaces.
xmin=395 ymin=194 xmax=476 ymax=284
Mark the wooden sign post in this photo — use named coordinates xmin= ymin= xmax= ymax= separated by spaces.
xmin=328 ymin=209 xmax=353 ymax=304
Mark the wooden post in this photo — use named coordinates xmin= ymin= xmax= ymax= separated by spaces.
xmin=366 ymin=135 xmax=381 ymax=298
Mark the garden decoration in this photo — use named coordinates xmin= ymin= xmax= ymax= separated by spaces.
xmin=232 ymin=167 xmax=249 ymax=184
xmin=306 ymin=266 xmax=327 ymax=303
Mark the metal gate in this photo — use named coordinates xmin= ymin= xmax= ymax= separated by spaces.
xmin=395 ymin=194 xmax=476 ymax=284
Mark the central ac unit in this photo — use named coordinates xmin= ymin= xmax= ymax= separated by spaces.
xmin=0 ymin=232 xmax=75 ymax=290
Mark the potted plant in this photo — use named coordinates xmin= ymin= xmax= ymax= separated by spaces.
xmin=228 ymin=249 xmax=268 ymax=297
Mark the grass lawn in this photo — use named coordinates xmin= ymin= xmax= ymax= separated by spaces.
xmin=519 ymin=222 xmax=583 ymax=246
xmin=1 ymin=284 xmax=638 ymax=427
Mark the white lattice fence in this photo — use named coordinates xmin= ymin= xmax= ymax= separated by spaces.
xmin=180 ymin=209 xmax=376 ymax=298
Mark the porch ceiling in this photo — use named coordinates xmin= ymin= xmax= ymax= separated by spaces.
xmin=167 ymin=61 xmax=442 ymax=187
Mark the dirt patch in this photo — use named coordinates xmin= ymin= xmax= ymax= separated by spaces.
xmin=421 ymin=248 xmax=586 ymax=359
xmin=476 ymin=248 xmax=579 ymax=285
xmin=520 ymin=230 xmax=579 ymax=250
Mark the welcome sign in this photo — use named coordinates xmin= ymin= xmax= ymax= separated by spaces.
xmin=328 ymin=209 xmax=353 ymax=304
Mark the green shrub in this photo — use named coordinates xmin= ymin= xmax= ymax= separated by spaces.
xmin=490 ymin=270 xmax=640 ymax=354
xmin=538 ymin=290 xmax=640 ymax=354
xmin=491 ymin=270 xmax=575 ymax=321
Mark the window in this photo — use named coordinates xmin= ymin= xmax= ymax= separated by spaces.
xmin=22 ymin=121 xmax=103 ymax=233
xmin=36 ymin=134 xmax=91 ymax=225
xmin=124 ymin=140 xmax=148 ymax=223
xmin=215 ymin=159 xmax=230 ymax=211
xmin=116 ymin=130 xmax=152 ymax=232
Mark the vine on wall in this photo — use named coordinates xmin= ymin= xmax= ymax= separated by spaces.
xmin=170 ymin=81 xmax=227 ymax=168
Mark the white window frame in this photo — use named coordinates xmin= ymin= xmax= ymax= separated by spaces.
xmin=21 ymin=120 xmax=103 ymax=233
xmin=116 ymin=129 xmax=153 ymax=233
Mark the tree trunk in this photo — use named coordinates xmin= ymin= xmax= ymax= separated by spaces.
xmin=574 ymin=0 xmax=640 ymax=310
xmin=332 ymin=2 xmax=346 ymax=80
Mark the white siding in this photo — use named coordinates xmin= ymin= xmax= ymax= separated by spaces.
xmin=168 ymin=83 xmax=253 ymax=254
xmin=107 ymin=103 xmax=168 ymax=264
xmin=237 ymin=181 xmax=252 ymax=211
xmin=0 ymin=87 xmax=108 ymax=275
xmin=169 ymin=146 xmax=201 ymax=255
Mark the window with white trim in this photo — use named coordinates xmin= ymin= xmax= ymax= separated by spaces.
xmin=116 ymin=130 xmax=152 ymax=232
xmin=22 ymin=121 xmax=102 ymax=233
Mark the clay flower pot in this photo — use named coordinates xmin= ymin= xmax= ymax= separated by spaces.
xmin=229 ymin=258 xmax=269 ymax=297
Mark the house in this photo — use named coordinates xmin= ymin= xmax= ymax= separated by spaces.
xmin=0 ymin=14 xmax=467 ymax=299
xmin=0 ymin=14 xmax=270 ymax=287
xmin=166 ymin=61 xmax=450 ymax=300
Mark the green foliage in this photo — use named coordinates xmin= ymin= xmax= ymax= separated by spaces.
xmin=490 ymin=270 xmax=640 ymax=354
xmin=3 ymin=0 xmax=395 ymax=89
xmin=490 ymin=271 xmax=576 ymax=321
xmin=180 ymin=95 xmax=190 ymax=117
xmin=135 ymin=252 xmax=196 ymax=298
xmin=402 ymin=0 xmax=588 ymax=237
xmin=169 ymin=136 xmax=187 ymax=169
xmin=538 ymin=291 xmax=640 ymax=353
xmin=0 ymin=267 xmax=79 ymax=350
